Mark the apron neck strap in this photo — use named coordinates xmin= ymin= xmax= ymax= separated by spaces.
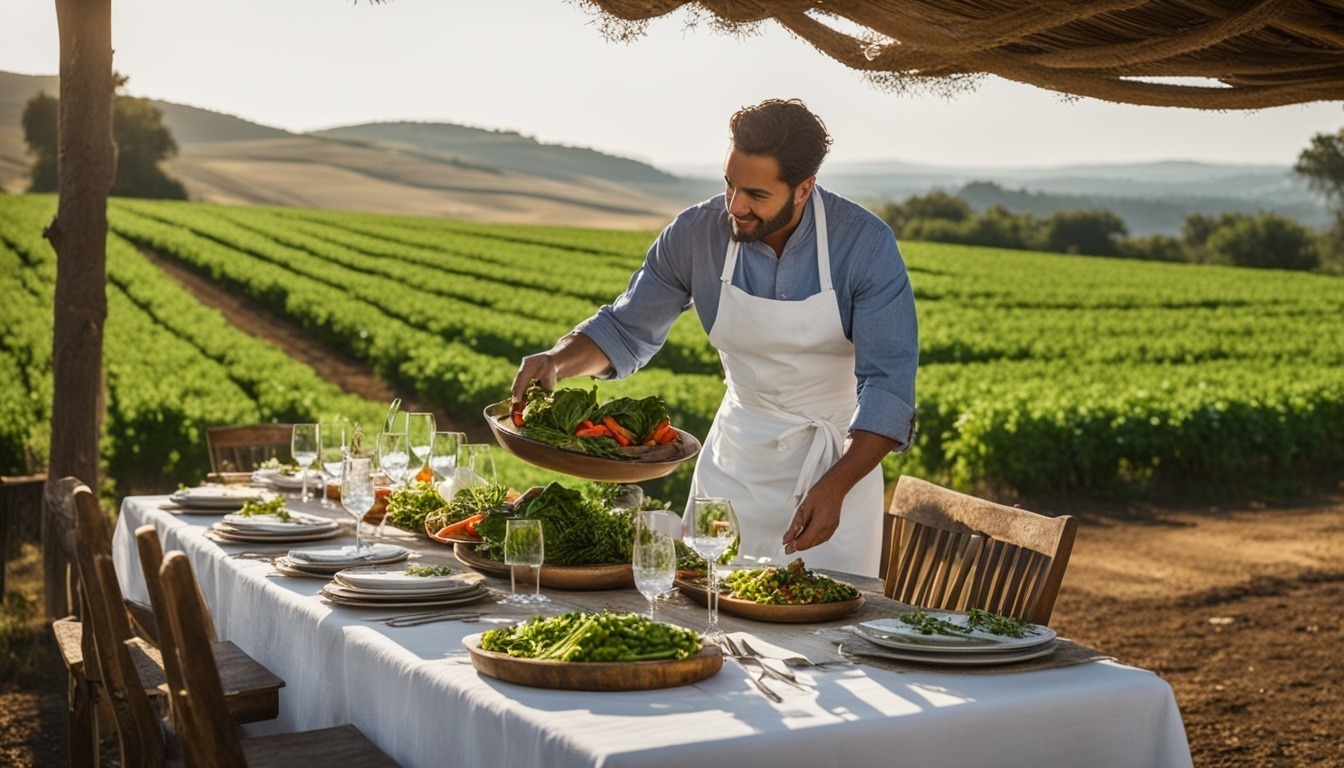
xmin=720 ymin=192 xmax=831 ymax=288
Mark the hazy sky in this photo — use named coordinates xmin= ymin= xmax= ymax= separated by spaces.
xmin=3 ymin=0 xmax=1340 ymax=172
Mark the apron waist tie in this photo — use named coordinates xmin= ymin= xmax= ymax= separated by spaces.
xmin=776 ymin=419 xmax=847 ymax=505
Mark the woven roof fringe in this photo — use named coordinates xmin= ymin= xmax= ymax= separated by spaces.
xmin=579 ymin=0 xmax=1344 ymax=108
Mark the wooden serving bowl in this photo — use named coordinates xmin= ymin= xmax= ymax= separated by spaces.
xmin=675 ymin=578 xmax=866 ymax=623
xmin=463 ymin=634 xmax=722 ymax=691
xmin=483 ymin=401 xmax=701 ymax=483
xmin=453 ymin=543 xmax=635 ymax=590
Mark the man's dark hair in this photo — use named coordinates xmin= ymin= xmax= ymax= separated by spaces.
xmin=729 ymin=99 xmax=833 ymax=187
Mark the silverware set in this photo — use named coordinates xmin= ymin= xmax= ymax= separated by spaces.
xmin=374 ymin=610 xmax=488 ymax=628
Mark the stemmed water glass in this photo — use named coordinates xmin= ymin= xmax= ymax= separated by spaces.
xmin=633 ymin=510 xmax=676 ymax=620
xmin=341 ymin=456 xmax=375 ymax=555
xmin=503 ymin=518 xmax=546 ymax=604
xmin=376 ymin=432 xmax=410 ymax=489
xmin=455 ymin=444 xmax=498 ymax=490
xmin=406 ymin=413 xmax=436 ymax=483
xmin=317 ymin=422 xmax=347 ymax=508
xmin=428 ymin=431 xmax=464 ymax=494
xmin=290 ymin=424 xmax=320 ymax=503
xmin=682 ymin=497 xmax=740 ymax=639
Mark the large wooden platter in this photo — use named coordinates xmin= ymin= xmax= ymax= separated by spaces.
xmin=454 ymin=543 xmax=635 ymax=591
xmin=675 ymin=578 xmax=865 ymax=623
xmin=484 ymin=401 xmax=701 ymax=483
xmin=463 ymin=633 xmax=722 ymax=691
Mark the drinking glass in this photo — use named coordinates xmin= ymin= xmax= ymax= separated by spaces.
xmin=455 ymin=444 xmax=498 ymax=491
xmin=406 ymin=412 xmax=436 ymax=481
xmin=290 ymin=423 xmax=320 ymax=503
xmin=340 ymin=456 xmax=375 ymax=554
xmin=682 ymin=497 xmax=740 ymax=638
xmin=376 ymin=432 xmax=410 ymax=489
xmin=503 ymin=518 xmax=545 ymax=604
xmin=428 ymin=431 xmax=464 ymax=481
xmin=317 ymin=421 xmax=347 ymax=508
xmin=633 ymin=510 xmax=676 ymax=620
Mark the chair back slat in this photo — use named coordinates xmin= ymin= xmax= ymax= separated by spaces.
xmin=884 ymin=476 xmax=1078 ymax=625
xmin=159 ymin=553 xmax=249 ymax=768
xmin=74 ymin=487 xmax=164 ymax=767
xmin=206 ymin=424 xmax=294 ymax=473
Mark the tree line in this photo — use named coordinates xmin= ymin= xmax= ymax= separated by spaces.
xmin=877 ymin=131 xmax=1344 ymax=274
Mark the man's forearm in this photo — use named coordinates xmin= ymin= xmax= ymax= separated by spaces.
xmin=549 ymin=332 xmax=614 ymax=380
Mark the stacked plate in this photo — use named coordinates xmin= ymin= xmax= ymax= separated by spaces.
xmin=252 ymin=469 xmax=325 ymax=492
xmin=854 ymin=613 xmax=1058 ymax=666
xmin=274 ymin=543 xmax=410 ymax=579
xmin=210 ymin=510 xmax=342 ymax=543
xmin=168 ymin=486 xmax=273 ymax=512
xmin=319 ymin=565 xmax=491 ymax=609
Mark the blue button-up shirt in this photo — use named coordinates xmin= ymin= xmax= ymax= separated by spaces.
xmin=576 ymin=186 xmax=918 ymax=448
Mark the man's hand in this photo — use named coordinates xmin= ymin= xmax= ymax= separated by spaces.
xmin=781 ymin=429 xmax=898 ymax=554
xmin=509 ymin=332 xmax=615 ymax=412
xmin=511 ymin=351 xmax=559 ymax=410
xmin=782 ymin=475 xmax=847 ymax=554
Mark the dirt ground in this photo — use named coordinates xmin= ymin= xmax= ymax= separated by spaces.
xmin=3 ymin=495 xmax=1340 ymax=767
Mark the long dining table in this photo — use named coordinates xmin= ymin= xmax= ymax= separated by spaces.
xmin=112 ymin=492 xmax=1193 ymax=768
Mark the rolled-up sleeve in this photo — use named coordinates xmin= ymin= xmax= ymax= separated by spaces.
xmin=573 ymin=223 xmax=693 ymax=380
xmin=848 ymin=232 xmax=919 ymax=450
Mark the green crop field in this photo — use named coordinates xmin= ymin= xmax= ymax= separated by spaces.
xmin=2 ymin=194 xmax=1342 ymax=499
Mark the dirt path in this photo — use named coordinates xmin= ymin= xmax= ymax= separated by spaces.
xmin=138 ymin=246 xmax=484 ymax=439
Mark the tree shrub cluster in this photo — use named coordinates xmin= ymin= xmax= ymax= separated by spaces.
xmin=877 ymin=192 xmax=1324 ymax=272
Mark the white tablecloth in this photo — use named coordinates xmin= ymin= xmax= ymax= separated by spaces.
xmin=112 ymin=495 xmax=1192 ymax=768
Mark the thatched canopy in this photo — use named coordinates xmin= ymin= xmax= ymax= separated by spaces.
xmin=582 ymin=0 xmax=1344 ymax=109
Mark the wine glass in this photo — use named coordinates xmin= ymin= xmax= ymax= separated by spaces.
xmin=376 ymin=432 xmax=410 ymax=489
xmin=503 ymin=518 xmax=545 ymax=604
xmin=455 ymin=444 xmax=498 ymax=490
xmin=633 ymin=510 xmax=676 ymax=620
xmin=340 ymin=456 xmax=375 ymax=554
xmin=290 ymin=423 xmax=320 ymax=503
xmin=682 ymin=497 xmax=740 ymax=639
xmin=406 ymin=412 xmax=436 ymax=481
xmin=428 ymin=431 xmax=464 ymax=497
xmin=317 ymin=421 xmax=347 ymax=508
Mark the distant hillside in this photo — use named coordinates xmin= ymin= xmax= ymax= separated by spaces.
xmin=0 ymin=70 xmax=693 ymax=227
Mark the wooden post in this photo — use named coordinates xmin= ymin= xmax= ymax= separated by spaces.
xmin=42 ymin=0 xmax=115 ymax=618
xmin=42 ymin=477 xmax=83 ymax=619
xmin=0 ymin=474 xmax=48 ymax=595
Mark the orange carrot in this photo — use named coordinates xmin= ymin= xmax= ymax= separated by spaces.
xmin=436 ymin=514 xmax=484 ymax=540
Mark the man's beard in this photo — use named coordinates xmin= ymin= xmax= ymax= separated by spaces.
xmin=731 ymin=194 xmax=795 ymax=243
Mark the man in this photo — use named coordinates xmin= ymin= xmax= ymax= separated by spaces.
xmin=511 ymin=99 xmax=917 ymax=577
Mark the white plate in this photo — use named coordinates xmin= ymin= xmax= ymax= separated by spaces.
xmin=321 ymin=582 xmax=485 ymax=602
xmin=169 ymin=487 xmax=272 ymax=510
xmin=334 ymin=564 xmax=465 ymax=592
xmin=289 ymin=543 xmax=407 ymax=566
xmin=253 ymin=470 xmax=325 ymax=490
xmin=211 ymin=527 xmax=343 ymax=544
xmin=857 ymin=613 xmax=1056 ymax=654
xmin=848 ymin=639 xmax=1059 ymax=666
xmin=319 ymin=587 xmax=493 ymax=610
xmin=220 ymin=511 xmax=336 ymax=533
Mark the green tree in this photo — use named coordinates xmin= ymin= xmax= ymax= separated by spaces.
xmin=1204 ymin=213 xmax=1320 ymax=271
xmin=21 ymin=83 xmax=186 ymax=199
xmin=1294 ymin=129 xmax=1344 ymax=221
xmin=20 ymin=91 xmax=58 ymax=192
xmin=878 ymin=191 xmax=972 ymax=236
xmin=1118 ymin=234 xmax=1188 ymax=263
xmin=1038 ymin=209 xmax=1127 ymax=256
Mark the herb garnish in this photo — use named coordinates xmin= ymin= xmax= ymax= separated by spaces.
xmin=966 ymin=608 xmax=1038 ymax=638
xmin=236 ymin=497 xmax=290 ymax=521
xmin=405 ymin=564 xmax=453 ymax=578
xmin=898 ymin=607 xmax=973 ymax=636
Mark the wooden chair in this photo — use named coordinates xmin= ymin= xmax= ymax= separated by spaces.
xmin=158 ymin=552 xmax=400 ymax=767
xmin=883 ymin=475 xmax=1077 ymax=625
xmin=206 ymin=424 xmax=294 ymax=473
xmin=68 ymin=484 xmax=285 ymax=765
xmin=134 ymin=525 xmax=285 ymax=725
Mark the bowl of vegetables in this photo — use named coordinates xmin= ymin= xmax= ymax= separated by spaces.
xmin=676 ymin=559 xmax=866 ymax=623
xmin=484 ymin=386 xmax=700 ymax=483
xmin=463 ymin=611 xmax=722 ymax=691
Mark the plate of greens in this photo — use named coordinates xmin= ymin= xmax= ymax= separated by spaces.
xmin=857 ymin=608 xmax=1055 ymax=653
xmin=463 ymin=611 xmax=721 ymax=691
xmin=484 ymin=386 xmax=700 ymax=482
xmin=676 ymin=559 xmax=865 ymax=623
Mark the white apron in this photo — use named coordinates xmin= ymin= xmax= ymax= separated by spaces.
xmin=686 ymin=195 xmax=885 ymax=577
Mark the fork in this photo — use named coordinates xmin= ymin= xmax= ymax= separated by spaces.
xmin=383 ymin=611 xmax=486 ymax=628
xmin=722 ymin=636 xmax=805 ymax=689
xmin=740 ymin=639 xmax=854 ymax=670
